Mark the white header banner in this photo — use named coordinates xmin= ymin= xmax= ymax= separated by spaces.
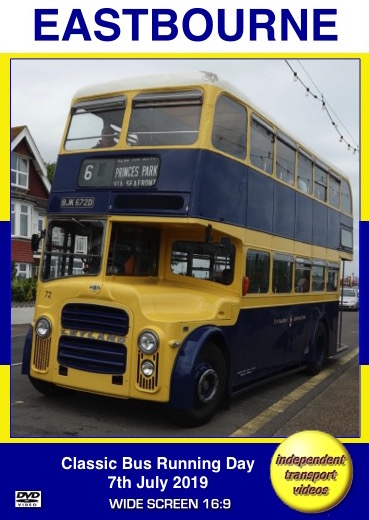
xmin=1 ymin=0 xmax=368 ymax=53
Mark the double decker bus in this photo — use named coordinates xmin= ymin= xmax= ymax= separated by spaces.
xmin=22 ymin=71 xmax=353 ymax=427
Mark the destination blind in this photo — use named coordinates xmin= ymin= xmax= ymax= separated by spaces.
xmin=78 ymin=156 xmax=160 ymax=188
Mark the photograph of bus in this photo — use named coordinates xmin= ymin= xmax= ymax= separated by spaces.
xmin=22 ymin=70 xmax=354 ymax=427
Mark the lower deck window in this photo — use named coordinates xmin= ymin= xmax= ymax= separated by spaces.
xmin=171 ymin=240 xmax=235 ymax=285
xmin=312 ymin=264 xmax=325 ymax=291
xmin=42 ymin=219 xmax=105 ymax=280
xmin=107 ymin=224 xmax=159 ymax=276
xmin=272 ymin=254 xmax=293 ymax=293
xmin=246 ymin=250 xmax=270 ymax=293
xmin=295 ymin=261 xmax=311 ymax=292
xmin=327 ymin=266 xmax=339 ymax=291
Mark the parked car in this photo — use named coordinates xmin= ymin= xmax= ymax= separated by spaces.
xmin=339 ymin=287 xmax=359 ymax=311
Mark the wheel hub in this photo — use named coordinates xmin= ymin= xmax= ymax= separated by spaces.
xmin=197 ymin=368 xmax=219 ymax=403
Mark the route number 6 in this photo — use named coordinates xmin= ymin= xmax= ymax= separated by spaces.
xmin=84 ymin=164 xmax=94 ymax=181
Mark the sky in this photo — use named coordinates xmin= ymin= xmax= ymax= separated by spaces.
xmin=10 ymin=58 xmax=360 ymax=276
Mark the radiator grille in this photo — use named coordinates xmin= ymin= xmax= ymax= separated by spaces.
xmin=62 ymin=303 xmax=129 ymax=336
xmin=33 ymin=336 xmax=51 ymax=372
xmin=58 ymin=335 xmax=126 ymax=374
xmin=136 ymin=351 xmax=159 ymax=390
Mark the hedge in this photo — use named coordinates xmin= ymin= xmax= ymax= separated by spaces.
xmin=12 ymin=277 xmax=37 ymax=303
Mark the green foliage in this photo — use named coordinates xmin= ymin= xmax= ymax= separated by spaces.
xmin=12 ymin=277 xmax=37 ymax=302
xmin=11 ymin=262 xmax=18 ymax=280
xmin=45 ymin=161 xmax=56 ymax=183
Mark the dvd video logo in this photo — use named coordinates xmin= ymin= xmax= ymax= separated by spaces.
xmin=15 ymin=491 xmax=42 ymax=508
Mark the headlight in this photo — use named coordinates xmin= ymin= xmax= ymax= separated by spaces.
xmin=141 ymin=360 xmax=155 ymax=377
xmin=35 ymin=316 xmax=52 ymax=339
xmin=138 ymin=330 xmax=159 ymax=354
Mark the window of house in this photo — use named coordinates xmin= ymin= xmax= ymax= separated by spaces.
xmin=38 ymin=213 xmax=45 ymax=234
xmin=11 ymin=154 xmax=29 ymax=188
xmin=15 ymin=263 xmax=32 ymax=279
xmin=250 ymin=116 xmax=274 ymax=174
xmin=212 ymin=95 xmax=247 ymax=159
xmin=11 ymin=203 xmax=15 ymax=236
xmin=11 ymin=202 xmax=31 ymax=238
xmin=33 ymin=213 xmax=45 ymax=252
xmin=246 ymin=249 xmax=270 ymax=293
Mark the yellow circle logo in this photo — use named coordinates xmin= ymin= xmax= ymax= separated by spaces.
xmin=270 ymin=431 xmax=353 ymax=513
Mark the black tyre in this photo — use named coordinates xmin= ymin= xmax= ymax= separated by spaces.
xmin=171 ymin=343 xmax=227 ymax=427
xmin=306 ymin=323 xmax=328 ymax=375
xmin=29 ymin=376 xmax=69 ymax=397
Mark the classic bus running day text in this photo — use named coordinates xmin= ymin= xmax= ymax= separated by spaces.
xmin=61 ymin=455 xmax=254 ymax=510
xmin=34 ymin=8 xmax=338 ymax=43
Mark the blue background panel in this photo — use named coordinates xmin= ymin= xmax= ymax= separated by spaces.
xmin=359 ymin=221 xmax=368 ymax=364
xmin=1 ymin=442 xmax=368 ymax=519
xmin=1 ymin=221 xmax=11 ymax=365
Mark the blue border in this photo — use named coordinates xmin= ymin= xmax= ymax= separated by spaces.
xmin=1 ymin=443 xmax=368 ymax=518
xmin=1 ymin=220 xmax=11 ymax=364
xmin=359 ymin=221 xmax=367 ymax=363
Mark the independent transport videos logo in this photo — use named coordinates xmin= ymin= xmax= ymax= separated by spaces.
xmin=15 ymin=491 xmax=42 ymax=508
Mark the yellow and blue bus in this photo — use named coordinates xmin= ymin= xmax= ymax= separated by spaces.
xmin=23 ymin=71 xmax=353 ymax=426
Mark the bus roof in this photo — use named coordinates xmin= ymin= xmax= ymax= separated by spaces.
xmin=72 ymin=70 xmax=352 ymax=185
xmin=73 ymin=71 xmax=235 ymax=100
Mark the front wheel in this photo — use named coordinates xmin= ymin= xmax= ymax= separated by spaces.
xmin=306 ymin=323 xmax=328 ymax=375
xmin=171 ymin=343 xmax=227 ymax=428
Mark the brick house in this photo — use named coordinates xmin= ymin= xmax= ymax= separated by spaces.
xmin=11 ymin=126 xmax=51 ymax=278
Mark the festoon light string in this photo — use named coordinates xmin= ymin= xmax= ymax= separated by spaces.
xmin=285 ymin=60 xmax=359 ymax=156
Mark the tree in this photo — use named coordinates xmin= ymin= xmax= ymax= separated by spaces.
xmin=45 ymin=161 xmax=56 ymax=183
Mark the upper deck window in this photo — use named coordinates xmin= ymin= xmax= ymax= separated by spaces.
xmin=127 ymin=90 xmax=202 ymax=146
xmin=297 ymin=151 xmax=313 ymax=194
xmin=212 ymin=95 xmax=247 ymax=159
xmin=64 ymin=96 xmax=125 ymax=150
xmin=341 ymin=179 xmax=352 ymax=215
xmin=329 ymin=174 xmax=340 ymax=209
xmin=276 ymin=133 xmax=296 ymax=186
xmin=314 ymin=165 xmax=328 ymax=202
xmin=250 ymin=115 xmax=274 ymax=174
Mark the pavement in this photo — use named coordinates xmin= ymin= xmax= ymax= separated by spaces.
xmin=11 ymin=306 xmax=35 ymax=325
xmin=272 ymin=360 xmax=360 ymax=438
